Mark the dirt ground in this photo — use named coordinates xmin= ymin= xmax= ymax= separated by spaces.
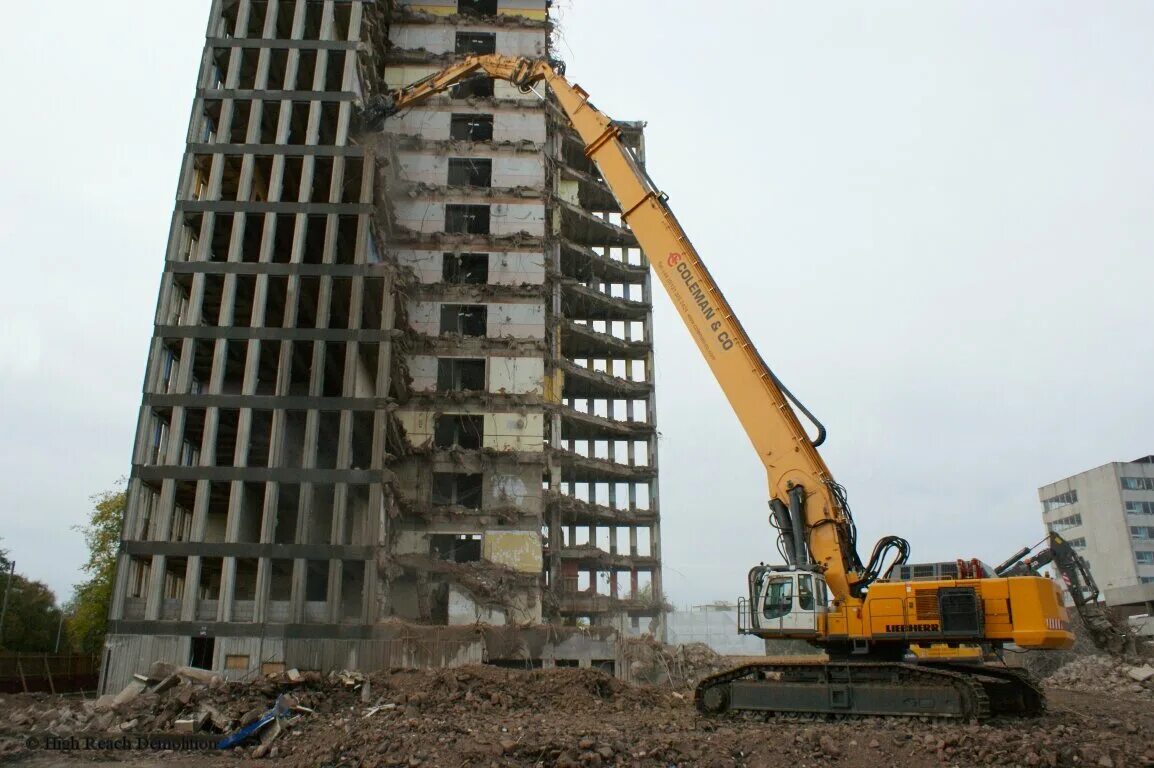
xmin=3 ymin=663 xmax=1153 ymax=768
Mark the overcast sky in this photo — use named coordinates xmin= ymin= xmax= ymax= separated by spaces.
xmin=1 ymin=2 xmax=1152 ymax=610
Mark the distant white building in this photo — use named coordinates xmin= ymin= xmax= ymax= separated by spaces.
xmin=1039 ymin=456 xmax=1154 ymax=614
xmin=665 ymin=603 xmax=766 ymax=656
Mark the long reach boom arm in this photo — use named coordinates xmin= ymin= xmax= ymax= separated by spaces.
xmin=369 ymin=54 xmax=905 ymax=603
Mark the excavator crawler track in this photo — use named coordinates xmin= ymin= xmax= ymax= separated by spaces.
xmin=694 ymin=661 xmax=1044 ymax=721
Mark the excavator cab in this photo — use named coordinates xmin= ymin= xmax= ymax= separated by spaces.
xmin=742 ymin=566 xmax=828 ymax=636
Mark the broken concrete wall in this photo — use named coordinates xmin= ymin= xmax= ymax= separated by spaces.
xmin=396 ymin=250 xmax=546 ymax=285
xmin=395 ymin=410 xmax=544 ymax=451
xmin=407 ymin=353 xmax=545 ymax=394
xmin=405 ymin=300 xmax=546 ymax=338
xmin=394 ymin=200 xmax=546 ymax=236
xmin=396 ymin=153 xmax=544 ymax=187
xmin=389 ymin=23 xmax=548 ymax=57
xmin=387 ymin=110 xmax=548 ymax=143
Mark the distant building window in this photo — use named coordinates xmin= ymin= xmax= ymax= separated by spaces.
xmin=434 ymin=414 xmax=484 ymax=449
xmin=1123 ymin=477 xmax=1154 ymax=491
xmin=1126 ymin=501 xmax=1154 ymax=515
xmin=432 ymin=473 xmax=483 ymax=509
xmin=443 ymin=252 xmax=489 ymax=284
xmin=439 ymin=304 xmax=487 ymax=336
xmin=445 ymin=204 xmax=491 ymax=234
xmin=1065 ymin=537 xmax=1087 ymax=549
xmin=448 ymin=158 xmax=493 ymax=188
xmin=1142 ymin=577 xmax=1154 ymax=584
xmin=1049 ymin=513 xmax=1082 ymax=532
xmin=455 ymin=32 xmax=496 ymax=55
xmin=1042 ymin=490 xmax=1078 ymax=513
xmin=450 ymin=76 xmax=495 ymax=99
xmin=450 ymin=114 xmax=494 ymax=141
xmin=437 ymin=358 xmax=486 ymax=391
xmin=431 ymin=533 xmax=482 ymax=563
xmin=458 ymin=0 xmax=498 ymax=18
xmin=1130 ymin=526 xmax=1154 ymax=540
xmin=1136 ymin=551 xmax=1154 ymax=564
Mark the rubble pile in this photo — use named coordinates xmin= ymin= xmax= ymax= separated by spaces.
xmin=1045 ymin=654 xmax=1154 ymax=699
xmin=2 ymin=662 xmax=1154 ymax=766
xmin=621 ymin=637 xmax=732 ymax=689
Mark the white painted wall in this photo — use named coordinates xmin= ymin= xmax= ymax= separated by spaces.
xmin=397 ymin=410 xmax=544 ymax=451
xmin=448 ymin=584 xmax=507 ymax=626
xmin=395 ymin=250 xmax=546 ymax=285
xmin=408 ymin=354 xmax=544 ymax=394
xmin=393 ymin=200 xmax=545 ymax=236
xmin=385 ymin=111 xmax=548 ymax=144
xmin=396 ymin=153 xmax=544 ymax=188
xmin=407 ymin=300 xmax=545 ymax=338
xmin=488 ymin=355 xmax=544 ymax=393
xmin=389 ymin=26 xmax=547 ymax=58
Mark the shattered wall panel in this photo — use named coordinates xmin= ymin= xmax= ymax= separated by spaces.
xmin=483 ymin=531 xmax=544 ymax=572
xmin=389 ymin=25 xmax=548 ymax=57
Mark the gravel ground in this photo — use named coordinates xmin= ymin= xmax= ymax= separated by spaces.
xmin=2 ymin=662 xmax=1152 ymax=768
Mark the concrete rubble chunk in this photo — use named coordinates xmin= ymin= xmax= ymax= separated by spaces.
xmin=1126 ymin=664 xmax=1154 ymax=682
xmin=92 ymin=694 xmax=117 ymax=712
xmin=148 ymin=661 xmax=178 ymax=681
xmin=112 ymin=679 xmax=148 ymax=707
xmin=203 ymin=704 xmax=230 ymax=731
xmin=174 ymin=711 xmax=209 ymax=733
xmin=286 ymin=668 xmax=302 ymax=682
xmin=177 ymin=665 xmax=224 ymax=687
xmin=151 ymin=674 xmax=180 ymax=694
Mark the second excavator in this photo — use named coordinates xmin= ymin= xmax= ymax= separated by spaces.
xmin=366 ymin=54 xmax=1074 ymax=719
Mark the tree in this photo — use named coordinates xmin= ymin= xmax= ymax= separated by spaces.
xmin=68 ymin=488 xmax=125 ymax=654
xmin=0 ymin=577 xmax=61 ymax=652
xmin=0 ymin=539 xmax=62 ymax=652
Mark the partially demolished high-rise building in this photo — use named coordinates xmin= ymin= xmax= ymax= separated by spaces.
xmin=102 ymin=0 xmax=662 ymax=693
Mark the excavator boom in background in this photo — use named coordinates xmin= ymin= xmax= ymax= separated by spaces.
xmin=371 ymin=54 xmax=1074 ymax=719
xmin=999 ymin=532 xmax=1134 ymax=655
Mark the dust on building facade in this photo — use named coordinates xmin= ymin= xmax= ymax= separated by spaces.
xmin=101 ymin=0 xmax=663 ymax=692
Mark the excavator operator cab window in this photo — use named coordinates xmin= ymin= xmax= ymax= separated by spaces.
xmin=756 ymin=572 xmax=822 ymax=635
xmin=816 ymin=577 xmax=829 ymax=608
xmin=798 ymin=574 xmax=815 ymax=611
xmin=763 ymin=578 xmax=793 ymax=620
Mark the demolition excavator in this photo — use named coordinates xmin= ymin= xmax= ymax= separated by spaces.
xmin=367 ymin=55 xmax=1074 ymax=719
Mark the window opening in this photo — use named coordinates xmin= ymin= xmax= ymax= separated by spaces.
xmin=431 ymin=533 xmax=483 ymax=562
xmin=443 ymin=252 xmax=489 ymax=284
xmin=439 ymin=304 xmax=487 ymax=336
xmin=432 ymin=473 xmax=484 ymax=509
xmin=450 ymin=76 xmax=495 ymax=99
xmin=458 ymin=0 xmax=498 ymax=18
xmin=448 ymin=158 xmax=493 ymax=187
xmin=189 ymin=636 xmax=216 ymax=669
xmin=455 ymin=32 xmax=497 ymax=55
xmin=434 ymin=414 xmax=484 ymax=449
xmin=437 ymin=358 xmax=486 ymax=391
xmin=450 ymin=114 xmax=494 ymax=141
xmin=445 ymin=204 xmax=491 ymax=234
